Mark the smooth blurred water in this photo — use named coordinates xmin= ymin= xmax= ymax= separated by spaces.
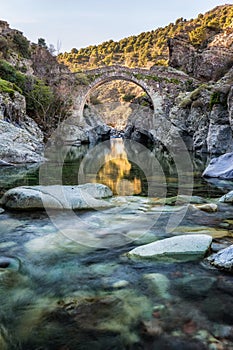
xmin=0 ymin=139 xmax=233 ymax=349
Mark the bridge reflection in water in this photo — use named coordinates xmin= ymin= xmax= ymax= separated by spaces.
xmin=96 ymin=138 xmax=142 ymax=196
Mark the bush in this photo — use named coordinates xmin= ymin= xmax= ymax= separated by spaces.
xmin=122 ymin=93 xmax=136 ymax=102
xmin=25 ymin=79 xmax=54 ymax=121
xmin=13 ymin=33 xmax=31 ymax=58
xmin=0 ymin=59 xmax=54 ymax=121
xmin=209 ymin=91 xmax=227 ymax=109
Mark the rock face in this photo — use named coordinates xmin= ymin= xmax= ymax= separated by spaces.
xmin=168 ymin=26 xmax=233 ymax=82
xmin=207 ymin=244 xmax=233 ymax=271
xmin=127 ymin=234 xmax=212 ymax=262
xmin=203 ymin=152 xmax=233 ymax=179
xmin=0 ymin=119 xmax=44 ymax=164
xmin=154 ymin=26 xmax=233 ymax=155
xmin=0 ymin=91 xmax=44 ymax=163
xmin=1 ymin=183 xmax=113 ymax=210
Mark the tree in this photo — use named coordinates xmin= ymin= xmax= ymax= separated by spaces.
xmin=38 ymin=38 xmax=48 ymax=49
xmin=48 ymin=44 xmax=56 ymax=56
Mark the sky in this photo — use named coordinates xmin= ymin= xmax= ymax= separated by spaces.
xmin=0 ymin=0 xmax=231 ymax=52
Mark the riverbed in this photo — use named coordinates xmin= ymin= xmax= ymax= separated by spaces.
xmin=0 ymin=139 xmax=233 ymax=349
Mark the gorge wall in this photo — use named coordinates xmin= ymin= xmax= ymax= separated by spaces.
xmin=1 ymin=5 xmax=233 ymax=163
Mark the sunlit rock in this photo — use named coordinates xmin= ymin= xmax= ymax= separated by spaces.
xmin=194 ymin=203 xmax=218 ymax=213
xmin=1 ymin=183 xmax=113 ymax=210
xmin=207 ymin=244 xmax=233 ymax=271
xmin=219 ymin=190 xmax=233 ymax=203
xmin=128 ymin=234 xmax=212 ymax=262
xmin=203 ymin=152 xmax=233 ymax=179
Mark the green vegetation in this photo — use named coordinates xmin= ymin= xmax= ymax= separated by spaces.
xmin=58 ymin=5 xmax=233 ymax=70
xmin=122 ymin=93 xmax=136 ymax=102
xmin=12 ymin=33 xmax=31 ymax=58
xmin=0 ymin=59 xmax=56 ymax=127
xmin=0 ymin=78 xmax=21 ymax=97
xmin=209 ymin=91 xmax=228 ymax=109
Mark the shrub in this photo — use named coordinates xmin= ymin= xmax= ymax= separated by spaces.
xmin=209 ymin=91 xmax=227 ymax=110
xmin=13 ymin=33 xmax=31 ymax=58
xmin=122 ymin=93 xmax=136 ymax=102
xmin=0 ymin=78 xmax=21 ymax=97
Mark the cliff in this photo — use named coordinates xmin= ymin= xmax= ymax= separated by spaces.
xmin=1 ymin=5 xmax=233 ymax=161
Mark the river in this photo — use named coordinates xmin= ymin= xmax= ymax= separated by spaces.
xmin=0 ymin=138 xmax=233 ymax=349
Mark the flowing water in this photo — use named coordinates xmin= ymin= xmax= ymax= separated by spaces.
xmin=0 ymin=138 xmax=233 ymax=350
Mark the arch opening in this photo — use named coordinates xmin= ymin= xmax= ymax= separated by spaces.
xmin=83 ymin=77 xmax=154 ymax=135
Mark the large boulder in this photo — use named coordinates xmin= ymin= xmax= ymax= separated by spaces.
xmin=203 ymin=152 xmax=233 ymax=179
xmin=0 ymin=183 xmax=113 ymax=210
xmin=127 ymin=234 xmax=212 ymax=262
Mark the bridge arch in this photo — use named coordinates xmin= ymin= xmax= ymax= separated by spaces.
xmin=75 ymin=66 xmax=159 ymax=119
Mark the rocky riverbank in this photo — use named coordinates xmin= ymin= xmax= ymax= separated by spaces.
xmin=0 ymin=182 xmax=233 ymax=349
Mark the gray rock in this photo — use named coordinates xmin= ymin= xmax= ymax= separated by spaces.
xmin=203 ymin=152 xmax=233 ymax=179
xmin=207 ymin=124 xmax=233 ymax=155
xmin=0 ymin=208 xmax=4 ymax=214
xmin=1 ymin=183 xmax=113 ymax=210
xmin=207 ymin=244 xmax=233 ymax=271
xmin=0 ymin=160 xmax=13 ymax=166
xmin=0 ymin=119 xmax=44 ymax=164
xmin=127 ymin=234 xmax=212 ymax=262
xmin=219 ymin=190 xmax=233 ymax=203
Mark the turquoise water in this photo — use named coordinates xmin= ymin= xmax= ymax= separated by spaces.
xmin=0 ymin=139 xmax=233 ymax=349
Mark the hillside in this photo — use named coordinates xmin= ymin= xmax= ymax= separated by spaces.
xmin=58 ymin=5 xmax=233 ymax=71
xmin=0 ymin=21 xmax=75 ymax=138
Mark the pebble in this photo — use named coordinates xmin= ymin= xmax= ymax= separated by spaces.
xmin=112 ymin=280 xmax=129 ymax=289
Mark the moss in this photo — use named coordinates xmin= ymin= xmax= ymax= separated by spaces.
xmin=179 ymin=97 xmax=192 ymax=108
xmin=209 ymin=91 xmax=228 ymax=110
xmin=180 ymin=85 xmax=207 ymax=108
xmin=0 ymin=78 xmax=22 ymax=97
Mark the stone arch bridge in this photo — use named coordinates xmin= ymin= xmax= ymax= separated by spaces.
xmin=73 ymin=65 xmax=174 ymax=119
xmin=67 ymin=65 xmax=196 ymax=150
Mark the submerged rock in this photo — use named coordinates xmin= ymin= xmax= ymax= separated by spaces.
xmin=143 ymin=273 xmax=170 ymax=299
xmin=203 ymin=152 xmax=233 ymax=180
xmin=0 ymin=256 xmax=21 ymax=271
xmin=1 ymin=183 xmax=113 ymax=210
xmin=127 ymin=234 xmax=212 ymax=262
xmin=175 ymin=275 xmax=216 ymax=298
xmin=207 ymin=244 xmax=233 ymax=271
xmin=156 ymin=195 xmax=207 ymax=206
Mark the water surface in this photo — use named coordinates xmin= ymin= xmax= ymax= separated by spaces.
xmin=0 ymin=139 xmax=233 ymax=349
